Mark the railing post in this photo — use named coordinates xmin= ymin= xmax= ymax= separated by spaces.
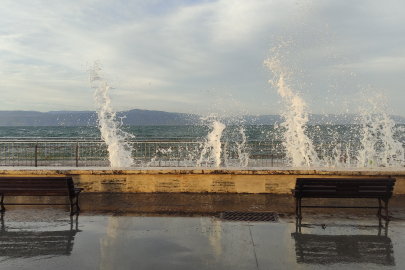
xmin=178 ymin=144 xmax=180 ymax=167
xmin=144 ymin=142 xmax=147 ymax=165
xmin=34 ymin=143 xmax=37 ymax=167
xmin=222 ymin=141 xmax=227 ymax=167
xmin=159 ymin=143 xmax=161 ymax=167
xmin=76 ymin=142 xmax=79 ymax=167
xmin=11 ymin=142 xmax=14 ymax=165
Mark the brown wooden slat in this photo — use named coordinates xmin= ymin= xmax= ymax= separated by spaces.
xmin=300 ymin=195 xmax=387 ymax=198
xmin=0 ymin=186 xmax=67 ymax=189
xmin=0 ymin=183 xmax=67 ymax=186
xmin=0 ymin=180 xmax=66 ymax=182
xmin=303 ymin=190 xmax=386 ymax=195
xmin=294 ymin=193 xmax=393 ymax=198
xmin=1 ymin=189 xmax=68 ymax=193
xmin=297 ymin=178 xmax=393 ymax=181
xmin=0 ymin=181 xmax=68 ymax=184
xmin=301 ymin=187 xmax=388 ymax=192
xmin=298 ymin=178 xmax=393 ymax=182
xmin=0 ymin=186 xmax=70 ymax=190
xmin=302 ymin=182 xmax=391 ymax=187
xmin=0 ymin=185 xmax=68 ymax=188
xmin=0 ymin=176 xmax=71 ymax=180
xmin=2 ymin=192 xmax=69 ymax=196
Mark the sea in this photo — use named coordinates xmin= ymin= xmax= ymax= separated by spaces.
xmin=0 ymin=125 xmax=404 ymax=144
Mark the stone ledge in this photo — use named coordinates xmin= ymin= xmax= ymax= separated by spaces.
xmin=0 ymin=166 xmax=404 ymax=176
xmin=0 ymin=167 xmax=404 ymax=194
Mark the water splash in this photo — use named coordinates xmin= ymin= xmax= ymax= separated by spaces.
xmin=264 ymin=54 xmax=319 ymax=167
xmin=234 ymin=127 xmax=249 ymax=167
xmin=88 ymin=62 xmax=134 ymax=167
xmin=197 ymin=118 xmax=226 ymax=167
xmin=357 ymin=93 xmax=404 ymax=167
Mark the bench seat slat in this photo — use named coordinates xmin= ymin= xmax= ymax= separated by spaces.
xmin=0 ymin=185 xmax=67 ymax=190
xmin=297 ymin=178 xmax=392 ymax=181
xmin=298 ymin=196 xmax=388 ymax=199
xmin=1 ymin=187 xmax=69 ymax=194
xmin=300 ymin=186 xmax=388 ymax=191
xmin=0 ymin=180 xmax=66 ymax=182
xmin=1 ymin=186 xmax=67 ymax=188
xmin=0 ymin=184 xmax=67 ymax=186
xmin=0 ymin=181 xmax=68 ymax=184
xmin=295 ymin=183 xmax=391 ymax=189
xmin=0 ymin=185 xmax=68 ymax=190
xmin=2 ymin=192 xmax=70 ymax=196
xmin=301 ymin=190 xmax=388 ymax=195
xmin=301 ymin=194 xmax=387 ymax=198
xmin=0 ymin=177 xmax=71 ymax=180
xmin=300 ymin=182 xmax=391 ymax=187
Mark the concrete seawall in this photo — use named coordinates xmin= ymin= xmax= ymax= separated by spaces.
xmin=1 ymin=167 xmax=404 ymax=194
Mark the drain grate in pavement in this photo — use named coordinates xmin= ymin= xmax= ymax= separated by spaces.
xmin=220 ymin=211 xmax=278 ymax=222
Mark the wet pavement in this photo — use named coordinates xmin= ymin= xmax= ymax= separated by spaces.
xmin=0 ymin=194 xmax=405 ymax=269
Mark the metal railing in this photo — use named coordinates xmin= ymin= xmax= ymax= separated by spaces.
xmin=0 ymin=139 xmax=403 ymax=167
xmin=0 ymin=139 xmax=286 ymax=167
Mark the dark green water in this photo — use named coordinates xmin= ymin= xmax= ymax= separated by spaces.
xmin=0 ymin=125 xmax=403 ymax=143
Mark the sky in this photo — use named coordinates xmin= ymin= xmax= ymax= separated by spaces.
xmin=0 ymin=0 xmax=404 ymax=117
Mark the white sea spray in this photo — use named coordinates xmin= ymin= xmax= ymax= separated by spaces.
xmin=197 ymin=118 xmax=226 ymax=167
xmin=88 ymin=62 xmax=134 ymax=167
xmin=264 ymin=52 xmax=319 ymax=167
xmin=357 ymin=93 xmax=404 ymax=167
xmin=235 ymin=127 xmax=249 ymax=167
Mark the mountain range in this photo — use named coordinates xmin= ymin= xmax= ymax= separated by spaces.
xmin=0 ymin=109 xmax=404 ymax=126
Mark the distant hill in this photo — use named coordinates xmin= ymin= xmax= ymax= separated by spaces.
xmin=0 ymin=110 xmax=404 ymax=126
xmin=0 ymin=110 xmax=195 ymax=126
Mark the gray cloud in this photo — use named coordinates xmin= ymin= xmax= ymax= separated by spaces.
xmin=0 ymin=0 xmax=404 ymax=116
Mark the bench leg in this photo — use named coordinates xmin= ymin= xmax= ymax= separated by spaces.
xmin=69 ymin=195 xmax=81 ymax=216
xmin=69 ymin=196 xmax=77 ymax=216
xmin=377 ymin=198 xmax=382 ymax=218
xmin=69 ymin=197 xmax=74 ymax=215
xmin=295 ymin=218 xmax=302 ymax=233
xmin=298 ymin=198 xmax=302 ymax=219
xmin=383 ymin=200 xmax=389 ymax=221
xmin=0 ymin=195 xmax=5 ymax=213
xmin=377 ymin=199 xmax=390 ymax=221
xmin=294 ymin=198 xmax=302 ymax=219
xmin=75 ymin=195 xmax=81 ymax=212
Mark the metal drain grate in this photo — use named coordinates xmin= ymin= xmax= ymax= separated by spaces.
xmin=220 ymin=211 xmax=278 ymax=222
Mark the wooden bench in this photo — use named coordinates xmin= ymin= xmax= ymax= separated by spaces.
xmin=291 ymin=178 xmax=396 ymax=220
xmin=0 ymin=177 xmax=83 ymax=215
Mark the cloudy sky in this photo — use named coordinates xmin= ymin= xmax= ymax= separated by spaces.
xmin=1 ymin=0 xmax=404 ymax=116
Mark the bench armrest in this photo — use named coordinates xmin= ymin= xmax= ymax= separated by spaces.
xmin=74 ymin=188 xmax=84 ymax=195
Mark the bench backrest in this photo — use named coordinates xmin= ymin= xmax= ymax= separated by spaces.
xmin=0 ymin=177 xmax=74 ymax=196
xmin=295 ymin=178 xmax=396 ymax=199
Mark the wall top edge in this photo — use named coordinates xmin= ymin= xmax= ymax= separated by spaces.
xmin=0 ymin=167 xmax=404 ymax=176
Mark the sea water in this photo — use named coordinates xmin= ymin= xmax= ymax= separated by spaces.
xmin=1 ymin=125 xmax=403 ymax=143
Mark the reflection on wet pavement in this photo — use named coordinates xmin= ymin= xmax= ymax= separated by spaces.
xmin=292 ymin=219 xmax=395 ymax=266
xmin=0 ymin=214 xmax=80 ymax=259
xmin=0 ymin=194 xmax=404 ymax=269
